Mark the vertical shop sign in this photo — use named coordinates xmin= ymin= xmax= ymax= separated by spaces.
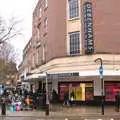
xmin=83 ymin=2 xmax=94 ymax=54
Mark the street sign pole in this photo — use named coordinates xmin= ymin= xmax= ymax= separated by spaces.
xmin=95 ymin=58 xmax=104 ymax=115
xmin=99 ymin=65 xmax=104 ymax=115
xmin=101 ymin=76 xmax=104 ymax=115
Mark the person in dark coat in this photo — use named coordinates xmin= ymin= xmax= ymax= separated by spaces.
xmin=52 ymin=89 xmax=58 ymax=103
xmin=63 ymin=91 xmax=69 ymax=106
xmin=115 ymin=91 xmax=120 ymax=112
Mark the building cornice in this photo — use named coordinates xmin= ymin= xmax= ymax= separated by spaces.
xmin=31 ymin=54 xmax=120 ymax=74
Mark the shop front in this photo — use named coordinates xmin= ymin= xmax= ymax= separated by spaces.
xmin=105 ymin=82 xmax=120 ymax=102
xmin=58 ymin=82 xmax=94 ymax=103
xmin=58 ymin=80 xmax=120 ymax=104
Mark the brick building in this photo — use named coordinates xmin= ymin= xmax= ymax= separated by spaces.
xmin=20 ymin=0 xmax=120 ymax=103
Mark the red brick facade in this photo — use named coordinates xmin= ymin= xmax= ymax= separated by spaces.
xmin=93 ymin=0 xmax=120 ymax=54
xmin=23 ymin=0 xmax=120 ymax=70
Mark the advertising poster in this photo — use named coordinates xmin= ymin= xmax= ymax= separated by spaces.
xmin=105 ymin=84 xmax=115 ymax=101
xmin=80 ymin=83 xmax=85 ymax=101
xmin=85 ymin=83 xmax=93 ymax=100
xmin=76 ymin=87 xmax=82 ymax=100
xmin=59 ymin=83 xmax=69 ymax=100
xmin=69 ymin=87 xmax=76 ymax=101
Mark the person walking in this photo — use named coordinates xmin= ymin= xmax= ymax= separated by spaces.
xmin=25 ymin=95 xmax=31 ymax=109
xmin=70 ymin=90 xmax=75 ymax=105
xmin=63 ymin=91 xmax=69 ymax=106
xmin=115 ymin=91 xmax=120 ymax=112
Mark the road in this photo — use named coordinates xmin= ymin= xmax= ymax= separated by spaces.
xmin=0 ymin=116 xmax=120 ymax=120
xmin=0 ymin=105 xmax=120 ymax=120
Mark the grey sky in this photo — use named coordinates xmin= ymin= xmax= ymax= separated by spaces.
xmin=0 ymin=0 xmax=38 ymax=64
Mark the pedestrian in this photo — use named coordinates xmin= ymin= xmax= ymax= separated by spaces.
xmin=25 ymin=95 xmax=31 ymax=109
xmin=115 ymin=91 xmax=120 ymax=112
xmin=63 ymin=91 xmax=69 ymax=106
xmin=70 ymin=90 xmax=75 ymax=105
xmin=52 ymin=89 xmax=58 ymax=103
xmin=16 ymin=104 xmax=21 ymax=111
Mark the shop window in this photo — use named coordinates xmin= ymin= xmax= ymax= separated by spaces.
xmin=105 ymin=83 xmax=120 ymax=102
xmin=59 ymin=83 xmax=93 ymax=101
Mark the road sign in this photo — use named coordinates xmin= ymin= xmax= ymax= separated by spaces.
xmin=0 ymin=88 xmax=4 ymax=94
xmin=99 ymin=66 xmax=103 ymax=79
xmin=99 ymin=66 xmax=103 ymax=75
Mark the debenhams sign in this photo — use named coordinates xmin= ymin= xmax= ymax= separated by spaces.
xmin=83 ymin=2 xmax=94 ymax=54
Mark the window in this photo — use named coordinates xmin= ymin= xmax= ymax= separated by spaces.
xmin=36 ymin=47 xmax=41 ymax=65
xmin=45 ymin=0 xmax=48 ymax=8
xmin=37 ymin=22 xmax=41 ymax=42
xmin=39 ymin=8 xmax=42 ymax=18
xmin=69 ymin=32 xmax=80 ymax=55
xmin=68 ymin=0 xmax=79 ymax=19
xmin=44 ymin=18 xmax=48 ymax=34
xmin=32 ymin=53 xmax=35 ymax=68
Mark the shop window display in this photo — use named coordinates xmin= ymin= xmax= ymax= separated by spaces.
xmin=59 ymin=83 xmax=93 ymax=101
xmin=85 ymin=83 xmax=93 ymax=100
xmin=59 ymin=84 xmax=69 ymax=100
xmin=105 ymin=83 xmax=120 ymax=102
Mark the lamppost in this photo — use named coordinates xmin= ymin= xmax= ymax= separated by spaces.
xmin=45 ymin=72 xmax=49 ymax=115
xmin=94 ymin=58 xmax=104 ymax=115
xmin=42 ymin=40 xmax=49 ymax=116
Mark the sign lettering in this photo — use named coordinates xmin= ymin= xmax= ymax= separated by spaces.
xmin=83 ymin=2 xmax=94 ymax=54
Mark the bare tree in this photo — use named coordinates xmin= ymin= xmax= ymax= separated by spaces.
xmin=0 ymin=16 xmax=22 ymax=44
xmin=0 ymin=42 xmax=18 ymax=62
xmin=0 ymin=42 xmax=19 ymax=85
xmin=0 ymin=16 xmax=21 ymax=85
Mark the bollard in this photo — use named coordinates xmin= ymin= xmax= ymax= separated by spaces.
xmin=1 ymin=102 xmax=6 ymax=116
xmin=45 ymin=103 xmax=49 ymax=115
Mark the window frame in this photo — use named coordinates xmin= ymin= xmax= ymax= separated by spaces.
xmin=44 ymin=0 xmax=48 ymax=9
xmin=39 ymin=8 xmax=42 ymax=18
xmin=68 ymin=0 xmax=79 ymax=19
xmin=44 ymin=18 xmax=48 ymax=35
xmin=69 ymin=31 xmax=80 ymax=56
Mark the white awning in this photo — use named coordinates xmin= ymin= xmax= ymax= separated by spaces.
xmin=24 ymin=73 xmax=46 ymax=81
xmin=79 ymin=70 xmax=120 ymax=76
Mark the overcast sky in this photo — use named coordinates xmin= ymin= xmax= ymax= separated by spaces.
xmin=0 ymin=0 xmax=38 ymax=65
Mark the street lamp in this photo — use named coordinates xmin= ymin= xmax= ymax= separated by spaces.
xmin=42 ymin=40 xmax=49 ymax=116
xmin=94 ymin=58 xmax=104 ymax=115
xmin=45 ymin=72 xmax=49 ymax=115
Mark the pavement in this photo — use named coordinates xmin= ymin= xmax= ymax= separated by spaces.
xmin=0 ymin=104 xmax=120 ymax=120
